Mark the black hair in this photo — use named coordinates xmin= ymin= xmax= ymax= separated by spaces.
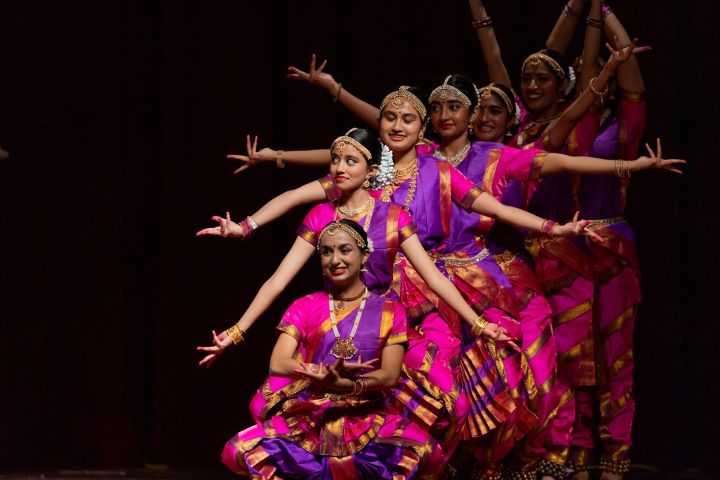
xmin=345 ymin=128 xmax=382 ymax=166
xmin=380 ymin=85 xmax=430 ymax=124
xmin=483 ymin=82 xmax=520 ymax=138
xmin=431 ymin=74 xmax=480 ymax=109
xmin=532 ymin=49 xmax=571 ymax=83
xmin=318 ymin=219 xmax=369 ymax=252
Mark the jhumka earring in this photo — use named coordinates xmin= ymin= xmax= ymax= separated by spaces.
xmin=362 ymin=178 xmax=370 ymax=189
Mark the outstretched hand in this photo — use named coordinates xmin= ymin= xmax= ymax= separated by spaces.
xmin=286 ymin=53 xmax=338 ymax=92
xmin=634 ymin=138 xmax=685 ymax=174
xmin=606 ymin=35 xmax=651 ymax=71
xmin=196 ymin=211 xmax=248 ymax=238
xmin=554 ymin=212 xmax=605 ymax=243
xmin=482 ymin=322 xmax=521 ymax=352
xmin=196 ymin=329 xmax=233 ymax=368
xmin=227 ymin=134 xmax=276 ymax=174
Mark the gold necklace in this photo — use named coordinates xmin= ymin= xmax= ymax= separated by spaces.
xmin=333 ymin=287 xmax=367 ymax=311
xmin=328 ymin=289 xmax=368 ymax=360
xmin=337 ymin=197 xmax=373 ymax=217
xmin=335 ymin=198 xmax=374 ymax=233
xmin=434 ymin=141 xmax=471 ymax=167
xmin=381 ymin=159 xmax=418 ymax=210
xmin=517 ymin=113 xmax=561 ymax=146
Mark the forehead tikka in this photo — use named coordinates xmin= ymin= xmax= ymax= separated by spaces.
xmin=429 ymin=75 xmax=473 ymax=108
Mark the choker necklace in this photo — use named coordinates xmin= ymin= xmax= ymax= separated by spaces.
xmin=337 ymin=197 xmax=372 ymax=217
xmin=329 ymin=289 xmax=368 ymax=360
xmin=517 ymin=113 xmax=562 ymax=146
xmin=333 ymin=287 xmax=367 ymax=311
xmin=434 ymin=141 xmax=471 ymax=167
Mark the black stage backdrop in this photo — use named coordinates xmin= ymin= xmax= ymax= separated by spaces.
xmin=1 ymin=0 xmax=719 ymax=472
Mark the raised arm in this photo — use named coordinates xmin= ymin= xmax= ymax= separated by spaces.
xmin=541 ymin=39 xmax=649 ymax=152
xmin=287 ymin=54 xmax=380 ymax=127
xmin=578 ymin=0 xmax=604 ymax=92
xmin=467 ymin=0 xmax=512 ymax=88
xmin=400 ymin=234 xmax=514 ymax=342
xmin=603 ymin=5 xmax=646 ymax=95
xmin=197 ymin=237 xmax=316 ymax=367
xmin=546 ymin=0 xmax=586 ymax=55
xmin=196 ymin=179 xmax=328 ymax=239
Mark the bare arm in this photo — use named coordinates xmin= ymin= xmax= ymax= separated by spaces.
xmin=540 ymin=138 xmax=684 ymax=175
xmin=287 ymin=54 xmax=380 ymax=127
xmin=603 ymin=7 xmax=646 ymax=95
xmin=400 ymin=234 xmax=513 ymax=341
xmin=228 ymin=134 xmax=331 ymax=173
xmin=546 ymin=0 xmax=586 ymax=55
xmin=195 ymin=179 xmax=327 ymax=238
xmin=268 ymin=333 xmax=305 ymax=376
xmin=467 ymin=0 xmax=512 ymax=88
xmin=542 ymin=41 xmax=648 ymax=152
xmin=578 ymin=0 xmax=603 ymax=92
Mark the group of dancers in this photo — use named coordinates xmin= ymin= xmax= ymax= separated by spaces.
xmin=195 ymin=1 xmax=684 ymax=478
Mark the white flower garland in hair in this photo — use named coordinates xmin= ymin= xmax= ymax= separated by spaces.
xmin=564 ymin=66 xmax=577 ymax=97
xmin=366 ymin=237 xmax=375 ymax=252
xmin=372 ymin=142 xmax=395 ymax=189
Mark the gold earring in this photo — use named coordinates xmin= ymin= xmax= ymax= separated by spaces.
xmin=362 ymin=178 xmax=370 ymax=189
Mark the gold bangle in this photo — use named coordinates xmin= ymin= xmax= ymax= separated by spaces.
xmin=226 ymin=325 xmax=245 ymax=345
xmin=332 ymin=82 xmax=343 ymax=103
xmin=276 ymin=150 xmax=285 ymax=169
xmin=589 ymin=77 xmax=609 ymax=97
xmin=471 ymin=317 xmax=489 ymax=337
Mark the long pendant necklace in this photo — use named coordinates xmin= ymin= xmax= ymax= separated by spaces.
xmin=434 ymin=141 xmax=471 ymax=167
xmin=329 ymin=289 xmax=368 ymax=360
xmin=381 ymin=159 xmax=418 ymax=211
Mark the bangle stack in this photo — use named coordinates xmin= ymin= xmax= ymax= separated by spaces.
xmin=471 ymin=17 xmax=493 ymax=29
xmin=541 ymin=219 xmax=557 ymax=236
xmin=586 ymin=16 xmax=605 ymax=29
xmin=614 ymin=159 xmax=632 ymax=178
xmin=471 ymin=316 xmax=489 ymax=338
xmin=238 ymin=216 xmax=258 ymax=238
xmin=352 ymin=377 xmax=369 ymax=395
xmin=225 ymin=325 xmax=246 ymax=345
xmin=276 ymin=150 xmax=285 ymax=169
xmin=332 ymin=82 xmax=343 ymax=103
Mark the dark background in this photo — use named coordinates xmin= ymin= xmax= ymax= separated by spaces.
xmin=2 ymin=0 xmax=718 ymax=472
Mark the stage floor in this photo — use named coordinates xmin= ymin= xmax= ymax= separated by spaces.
xmin=0 ymin=468 xmax=717 ymax=480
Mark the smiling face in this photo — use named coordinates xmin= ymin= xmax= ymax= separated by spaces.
xmin=379 ymin=100 xmax=425 ymax=153
xmin=329 ymin=143 xmax=376 ymax=193
xmin=429 ymin=99 xmax=474 ymax=143
xmin=472 ymin=92 xmax=514 ymax=142
xmin=520 ymin=61 xmax=563 ymax=114
xmin=318 ymin=229 xmax=368 ymax=288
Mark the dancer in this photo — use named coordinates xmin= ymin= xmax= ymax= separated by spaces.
xmin=563 ymin=3 xmax=650 ymax=478
xmin=198 ymin=127 xmax=525 ymax=476
xmin=203 ymin=219 xmax=437 ymax=478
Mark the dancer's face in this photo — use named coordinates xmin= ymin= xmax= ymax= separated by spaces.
xmin=379 ymin=101 xmax=424 ymax=153
xmin=330 ymin=144 xmax=376 ymax=193
xmin=520 ymin=62 xmax=563 ymax=113
xmin=429 ymin=98 xmax=474 ymax=143
xmin=472 ymin=93 xmax=513 ymax=142
xmin=318 ymin=229 xmax=367 ymax=287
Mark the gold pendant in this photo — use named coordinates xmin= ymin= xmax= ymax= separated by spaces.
xmin=331 ymin=338 xmax=358 ymax=360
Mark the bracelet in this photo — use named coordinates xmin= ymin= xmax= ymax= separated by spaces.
xmin=471 ymin=17 xmax=493 ymax=29
xmin=470 ymin=317 xmax=489 ymax=338
xmin=238 ymin=219 xmax=254 ymax=238
xmin=226 ymin=325 xmax=246 ymax=345
xmin=586 ymin=16 xmax=604 ymax=29
xmin=562 ymin=3 xmax=580 ymax=19
xmin=588 ymin=77 xmax=609 ymax=97
xmin=276 ymin=149 xmax=285 ymax=169
xmin=246 ymin=215 xmax=258 ymax=231
xmin=541 ymin=219 xmax=557 ymax=236
xmin=332 ymin=82 xmax=343 ymax=103
xmin=352 ymin=377 xmax=368 ymax=395
xmin=614 ymin=159 xmax=632 ymax=178
xmin=602 ymin=4 xmax=613 ymax=19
